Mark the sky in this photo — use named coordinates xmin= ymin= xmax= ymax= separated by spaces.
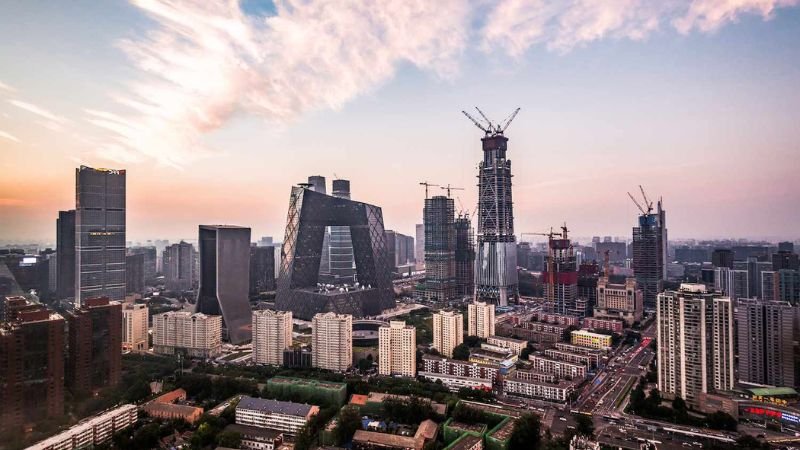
xmin=0 ymin=0 xmax=799 ymax=245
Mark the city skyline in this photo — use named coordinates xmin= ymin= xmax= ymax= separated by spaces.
xmin=2 ymin=1 xmax=800 ymax=243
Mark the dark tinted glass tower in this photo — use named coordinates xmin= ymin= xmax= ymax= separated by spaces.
xmin=329 ymin=179 xmax=356 ymax=282
xmin=75 ymin=166 xmax=126 ymax=305
xmin=163 ymin=241 xmax=195 ymax=292
xmin=455 ymin=214 xmax=475 ymax=297
xmin=56 ymin=209 xmax=76 ymax=300
xmin=421 ymin=196 xmax=456 ymax=301
xmin=475 ymin=135 xmax=518 ymax=306
xmin=632 ymin=200 xmax=666 ymax=310
xmin=125 ymin=253 xmax=145 ymax=294
xmin=196 ymin=225 xmax=252 ymax=344
xmin=249 ymin=245 xmax=276 ymax=295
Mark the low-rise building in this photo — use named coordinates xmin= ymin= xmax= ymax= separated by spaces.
xmin=235 ymin=396 xmax=319 ymax=435
xmin=28 ymin=404 xmax=138 ymax=450
xmin=530 ymin=312 xmax=581 ymax=327
xmin=581 ymin=317 xmax=623 ymax=334
xmin=143 ymin=388 xmax=204 ymax=424
xmin=570 ymin=330 xmax=611 ymax=350
xmin=419 ymin=354 xmax=498 ymax=391
xmin=527 ymin=355 xmax=586 ymax=380
xmin=352 ymin=419 xmax=437 ymax=450
xmin=543 ymin=349 xmax=593 ymax=368
xmin=486 ymin=336 xmax=527 ymax=356
xmin=224 ymin=424 xmax=284 ymax=450
xmin=553 ymin=343 xmax=604 ymax=366
xmin=501 ymin=376 xmax=574 ymax=403
xmin=444 ymin=434 xmax=483 ymax=450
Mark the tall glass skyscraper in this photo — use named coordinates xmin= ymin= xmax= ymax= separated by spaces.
xmin=632 ymin=200 xmax=667 ymax=310
xmin=329 ymin=179 xmax=356 ymax=282
xmin=75 ymin=166 xmax=126 ymax=305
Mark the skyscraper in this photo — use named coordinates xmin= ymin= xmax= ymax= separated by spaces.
xmin=328 ymin=179 xmax=356 ymax=282
xmin=542 ymin=230 xmax=580 ymax=316
xmin=75 ymin=166 xmax=126 ymax=305
xmin=56 ymin=210 xmax=75 ymax=300
xmin=125 ymin=253 xmax=145 ymax=295
xmin=632 ymin=200 xmax=667 ymax=310
xmin=249 ymin=245 xmax=276 ymax=295
xmin=737 ymin=299 xmax=795 ymax=387
xmin=714 ymin=267 xmax=749 ymax=300
xmin=311 ymin=312 xmax=352 ymax=372
xmin=415 ymin=224 xmax=425 ymax=270
xmin=656 ymin=284 xmax=734 ymax=408
xmin=308 ymin=175 xmax=331 ymax=277
xmin=163 ymin=241 xmax=196 ymax=292
xmin=467 ymin=301 xmax=495 ymax=338
xmin=252 ymin=310 xmax=292 ymax=366
xmin=127 ymin=246 xmax=157 ymax=282
xmin=65 ymin=297 xmax=122 ymax=395
xmin=474 ymin=130 xmax=518 ymax=306
xmin=432 ymin=310 xmax=463 ymax=358
xmin=455 ymin=215 xmax=475 ymax=297
xmin=420 ymin=195 xmax=456 ymax=301
xmin=196 ymin=225 xmax=252 ymax=344
xmin=378 ymin=321 xmax=416 ymax=377
xmin=0 ymin=299 xmax=64 ymax=434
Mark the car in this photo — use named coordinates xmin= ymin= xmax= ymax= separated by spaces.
xmin=559 ymin=417 xmax=567 ymax=421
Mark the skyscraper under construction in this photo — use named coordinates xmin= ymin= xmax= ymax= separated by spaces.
xmin=631 ymin=196 xmax=667 ymax=310
xmin=463 ymin=108 xmax=520 ymax=306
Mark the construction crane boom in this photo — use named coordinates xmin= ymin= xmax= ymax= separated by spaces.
xmin=639 ymin=185 xmax=653 ymax=212
xmin=627 ymin=191 xmax=647 ymax=215
xmin=462 ymin=107 xmax=521 ymax=136
xmin=441 ymin=184 xmax=464 ymax=198
xmin=419 ymin=181 xmax=440 ymax=199
xmin=499 ymin=107 xmax=521 ymax=133
xmin=475 ymin=107 xmax=494 ymax=129
xmin=462 ymin=110 xmax=489 ymax=134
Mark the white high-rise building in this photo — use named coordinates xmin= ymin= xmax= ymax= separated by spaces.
xmin=122 ymin=303 xmax=148 ymax=352
xmin=379 ymin=321 xmax=416 ymax=377
xmin=312 ymin=312 xmax=352 ymax=372
xmin=656 ymin=284 xmax=734 ymax=408
xmin=467 ymin=301 xmax=495 ymax=338
xmin=152 ymin=311 xmax=221 ymax=358
xmin=432 ymin=310 xmax=463 ymax=358
xmin=252 ymin=310 xmax=293 ymax=366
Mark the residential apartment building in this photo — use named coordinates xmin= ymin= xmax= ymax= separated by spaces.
xmin=235 ymin=396 xmax=319 ymax=435
xmin=311 ymin=312 xmax=352 ymax=372
xmin=122 ymin=303 xmax=148 ymax=352
xmin=736 ymin=299 xmax=796 ymax=387
xmin=432 ymin=310 xmax=464 ymax=358
xmin=527 ymin=354 xmax=586 ymax=380
xmin=65 ymin=297 xmax=122 ymax=395
xmin=152 ymin=311 xmax=222 ymax=358
xmin=252 ymin=310 xmax=293 ymax=366
xmin=27 ymin=404 xmax=137 ymax=450
xmin=467 ymin=301 xmax=495 ymax=338
xmin=379 ymin=321 xmax=416 ymax=377
xmin=570 ymin=330 xmax=612 ymax=350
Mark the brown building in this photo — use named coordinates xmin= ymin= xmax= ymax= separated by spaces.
xmin=65 ymin=297 xmax=122 ymax=395
xmin=0 ymin=298 xmax=65 ymax=434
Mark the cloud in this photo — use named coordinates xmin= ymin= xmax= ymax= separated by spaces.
xmin=8 ymin=99 xmax=69 ymax=124
xmin=0 ymin=80 xmax=14 ymax=93
xmin=0 ymin=130 xmax=21 ymax=143
xmin=90 ymin=0 xmax=797 ymax=167
xmin=0 ymin=198 xmax=27 ymax=206
xmin=482 ymin=0 xmax=798 ymax=55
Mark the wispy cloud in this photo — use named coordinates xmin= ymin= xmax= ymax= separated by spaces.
xmin=88 ymin=0 xmax=797 ymax=167
xmin=482 ymin=0 xmax=798 ymax=56
xmin=0 ymin=198 xmax=27 ymax=206
xmin=8 ymin=99 xmax=69 ymax=124
xmin=0 ymin=130 xmax=21 ymax=143
xmin=0 ymin=80 xmax=14 ymax=93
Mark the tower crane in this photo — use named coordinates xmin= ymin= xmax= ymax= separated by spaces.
xmin=627 ymin=185 xmax=654 ymax=216
xmin=441 ymin=184 xmax=464 ymax=198
xmin=419 ymin=181 xmax=440 ymax=199
xmin=462 ymin=107 xmax=521 ymax=136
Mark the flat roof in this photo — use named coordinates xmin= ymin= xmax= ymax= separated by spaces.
xmin=224 ymin=424 xmax=283 ymax=440
xmin=446 ymin=434 xmax=483 ymax=450
xmin=352 ymin=430 xmax=416 ymax=448
xmin=447 ymin=421 xmax=486 ymax=433
xmin=269 ymin=376 xmax=346 ymax=390
xmin=237 ymin=396 xmax=314 ymax=417
xmin=748 ymin=387 xmax=798 ymax=397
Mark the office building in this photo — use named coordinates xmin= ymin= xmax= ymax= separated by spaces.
xmin=420 ymin=195 xmax=456 ymax=301
xmin=196 ymin=225 xmax=252 ymax=344
xmin=467 ymin=301 xmax=495 ymax=338
xmin=378 ymin=321 xmax=416 ymax=377
xmin=127 ymin=246 xmax=157 ymax=282
xmin=163 ymin=241 xmax=195 ymax=292
xmin=593 ymin=265 xmax=643 ymax=326
xmin=75 ymin=166 xmax=126 ymax=305
xmin=773 ymin=250 xmax=800 ymax=271
xmin=56 ymin=209 xmax=76 ymax=300
xmin=737 ymin=299 xmax=795 ymax=387
xmin=252 ymin=310 xmax=293 ymax=366
xmin=432 ymin=310 xmax=464 ymax=358
xmin=470 ymin=118 xmax=519 ymax=306
xmin=711 ymin=249 xmax=734 ymax=269
xmin=235 ymin=396 xmax=319 ymax=435
xmin=631 ymin=200 xmax=666 ymax=310
xmin=656 ymin=284 xmax=734 ymax=408
xmin=308 ymin=176 xmax=332 ymax=278
xmin=455 ymin=214 xmax=475 ymax=297
xmin=122 ymin=303 xmax=148 ymax=352
xmin=0 ymin=300 xmax=64 ymax=434
xmin=250 ymin=245 xmax=276 ymax=295
xmin=714 ymin=267 xmax=749 ymax=300
xmin=275 ymin=185 xmax=394 ymax=319
xmin=152 ymin=311 xmax=222 ymax=358
xmin=327 ymin=178 xmax=357 ymax=283
xmin=415 ymin=223 xmax=425 ymax=269
xmin=125 ymin=253 xmax=145 ymax=294
xmin=776 ymin=269 xmax=800 ymax=304
xmin=65 ymin=297 xmax=122 ymax=395
xmin=311 ymin=312 xmax=352 ymax=372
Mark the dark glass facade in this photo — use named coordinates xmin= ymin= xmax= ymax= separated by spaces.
xmin=56 ymin=209 xmax=76 ymax=300
xmin=196 ymin=225 xmax=252 ymax=344
xmin=250 ymin=245 xmax=276 ymax=295
xmin=65 ymin=297 xmax=121 ymax=395
xmin=275 ymin=187 xmax=394 ymax=320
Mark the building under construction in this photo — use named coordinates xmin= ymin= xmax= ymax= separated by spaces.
xmin=541 ymin=227 xmax=583 ymax=317
xmin=419 ymin=195 xmax=456 ymax=302
xmin=463 ymin=107 xmax=520 ymax=306
xmin=630 ymin=189 xmax=667 ymax=311
xmin=455 ymin=214 xmax=475 ymax=297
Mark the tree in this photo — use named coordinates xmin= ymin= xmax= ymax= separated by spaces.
xmin=736 ymin=434 xmax=770 ymax=449
xmin=574 ymin=413 xmax=594 ymax=437
xmin=216 ymin=430 xmax=241 ymax=448
xmin=334 ymin=405 xmax=362 ymax=444
xmin=452 ymin=343 xmax=470 ymax=361
xmin=464 ymin=335 xmax=481 ymax=348
xmin=672 ymin=396 xmax=688 ymax=422
xmin=520 ymin=343 xmax=535 ymax=360
xmin=707 ymin=411 xmax=737 ymax=431
xmin=357 ymin=358 xmax=372 ymax=372
xmin=509 ymin=414 xmax=541 ymax=450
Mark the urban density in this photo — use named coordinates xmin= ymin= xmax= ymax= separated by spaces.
xmin=1 ymin=2 xmax=800 ymax=450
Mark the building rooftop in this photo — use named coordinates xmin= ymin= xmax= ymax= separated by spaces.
xmin=224 ymin=424 xmax=283 ymax=440
xmin=748 ymin=387 xmax=798 ymax=397
xmin=488 ymin=335 xmax=527 ymax=344
xmin=349 ymin=394 xmax=369 ymax=406
xmin=447 ymin=421 xmax=486 ymax=433
xmin=237 ymin=396 xmax=315 ymax=417
xmin=352 ymin=430 xmax=416 ymax=448
xmin=144 ymin=402 xmax=203 ymax=417
xmin=445 ymin=434 xmax=483 ymax=450
xmin=268 ymin=376 xmax=347 ymax=390
xmin=488 ymin=418 xmax=515 ymax=441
